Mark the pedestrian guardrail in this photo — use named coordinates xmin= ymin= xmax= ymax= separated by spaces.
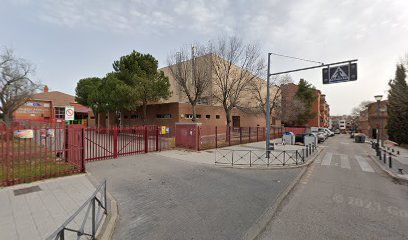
xmin=46 ymin=180 xmax=107 ymax=240
xmin=375 ymin=147 xmax=407 ymax=175
xmin=215 ymin=144 xmax=317 ymax=167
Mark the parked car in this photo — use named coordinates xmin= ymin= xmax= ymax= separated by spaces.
xmin=317 ymin=132 xmax=326 ymax=143
xmin=334 ymin=129 xmax=340 ymax=134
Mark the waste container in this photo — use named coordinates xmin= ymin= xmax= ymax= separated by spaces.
xmin=304 ymin=133 xmax=318 ymax=146
xmin=282 ymin=132 xmax=295 ymax=145
xmin=354 ymin=134 xmax=366 ymax=143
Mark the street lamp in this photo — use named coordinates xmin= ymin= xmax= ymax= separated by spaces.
xmin=374 ymin=95 xmax=383 ymax=155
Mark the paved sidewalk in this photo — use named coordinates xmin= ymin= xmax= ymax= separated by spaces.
xmin=0 ymin=175 xmax=97 ymax=240
xmin=155 ymin=139 xmax=307 ymax=165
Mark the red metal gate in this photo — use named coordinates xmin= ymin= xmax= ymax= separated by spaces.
xmin=84 ymin=126 xmax=160 ymax=162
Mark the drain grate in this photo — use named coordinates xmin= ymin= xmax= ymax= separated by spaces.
xmin=13 ymin=186 xmax=42 ymax=196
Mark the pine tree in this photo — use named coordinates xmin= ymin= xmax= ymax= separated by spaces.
xmin=387 ymin=64 xmax=408 ymax=144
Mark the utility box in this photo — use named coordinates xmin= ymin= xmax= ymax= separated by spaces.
xmin=304 ymin=133 xmax=318 ymax=146
xmin=282 ymin=132 xmax=295 ymax=145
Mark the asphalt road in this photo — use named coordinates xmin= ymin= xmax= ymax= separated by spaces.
xmin=86 ymin=152 xmax=301 ymax=240
xmin=259 ymin=134 xmax=408 ymax=240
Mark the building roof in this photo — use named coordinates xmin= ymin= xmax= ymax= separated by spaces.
xmin=32 ymin=91 xmax=75 ymax=107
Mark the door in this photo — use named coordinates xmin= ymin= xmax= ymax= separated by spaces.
xmin=232 ymin=116 xmax=240 ymax=128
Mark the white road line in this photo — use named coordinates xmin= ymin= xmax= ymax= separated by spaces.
xmin=340 ymin=154 xmax=351 ymax=169
xmin=356 ymin=156 xmax=375 ymax=172
xmin=321 ymin=152 xmax=333 ymax=166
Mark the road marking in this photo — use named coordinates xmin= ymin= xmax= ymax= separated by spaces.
xmin=340 ymin=154 xmax=351 ymax=169
xmin=332 ymin=194 xmax=408 ymax=219
xmin=355 ymin=156 xmax=375 ymax=172
xmin=321 ymin=152 xmax=333 ymax=166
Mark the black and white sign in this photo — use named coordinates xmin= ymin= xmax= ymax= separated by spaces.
xmin=322 ymin=63 xmax=357 ymax=84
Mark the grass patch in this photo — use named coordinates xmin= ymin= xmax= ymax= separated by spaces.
xmin=0 ymin=160 xmax=79 ymax=186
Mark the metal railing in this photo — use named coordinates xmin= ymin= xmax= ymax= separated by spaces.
xmin=46 ymin=180 xmax=107 ymax=240
xmin=375 ymin=147 xmax=407 ymax=175
xmin=215 ymin=144 xmax=317 ymax=167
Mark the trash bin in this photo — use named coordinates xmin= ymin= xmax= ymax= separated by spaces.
xmin=354 ymin=134 xmax=366 ymax=143
xmin=282 ymin=132 xmax=295 ymax=145
xmin=304 ymin=133 xmax=318 ymax=146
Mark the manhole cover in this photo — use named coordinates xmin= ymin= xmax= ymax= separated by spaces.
xmin=14 ymin=186 xmax=42 ymax=196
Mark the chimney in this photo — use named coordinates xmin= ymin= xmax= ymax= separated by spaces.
xmin=44 ymin=85 xmax=49 ymax=93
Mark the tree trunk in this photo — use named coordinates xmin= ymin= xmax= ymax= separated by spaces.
xmin=142 ymin=101 xmax=148 ymax=124
xmin=3 ymin=111 xmax=13 ymax=126
xmin=225 ymin=108 xmax=231 ymax=129
xmin=192 ymin=103 xmax=197 ymax=122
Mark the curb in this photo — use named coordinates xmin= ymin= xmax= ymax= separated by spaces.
xmin=242 ymin=147 xmax=323 ymax=240
xmin=97 ymin=192 xmax=119 ymax=240
xmin=368 ymin=155 xmax=408 ymax=185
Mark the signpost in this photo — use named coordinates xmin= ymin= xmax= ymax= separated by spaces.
xmin=322 ymin=63 xmax=357 ymax=84
xmin=266 ymin=53 xmax=358 ymax=153
xmin=65 ymin=106 xmax=75 ymax=121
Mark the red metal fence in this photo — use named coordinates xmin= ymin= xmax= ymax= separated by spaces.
xmin=198 ymin=126 xmax=285 ymax=150
xmin=0 ymin=125 xmax=84 ymax=186
xmin=1 ymin=125 xmax=171 ymax=186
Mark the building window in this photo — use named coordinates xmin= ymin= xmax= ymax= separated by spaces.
xmin=131 ymin=114 xmax=141 ymax=119
xmin=90 ymin=116 xmax=95 ymax=119
xmin=156 ymin=114 xmax=172 ymax=119
xmin=55 ymin=107 xmax=65 ymax=119
xmin=216 ymin=115 xmax=220 ymax=119
xmin=206 ymin=115 xmax=210 ymax=119
xmin=124 ymin=115 xmax=128 ymax=119
xmin=196 ymin=114 xmax=201 ymax=119
xmin=185 ymin=114 xmax=193 ymax=119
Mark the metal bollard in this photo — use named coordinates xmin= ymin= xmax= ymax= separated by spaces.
xmin=309 ymin=144 xmax=312 ymax=154
xmin=383 ymin=151 xmax=386 ymax=162
xmin=384 ymin=153 xmax=386 ymax=164
xmin=389 ymin=155 xmax=392 ymax=168
xmin=379 ymin=150 xmax=382 ymax=160
xmin=397 ymin=150 xmax=400 ymax=155
xmin=306 ymin=147 xmax=309 ymax=158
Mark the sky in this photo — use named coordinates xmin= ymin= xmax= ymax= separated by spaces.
xmin=1 ymin=0 xmax=408 ymax=115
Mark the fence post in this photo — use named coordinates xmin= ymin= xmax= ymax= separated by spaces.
xmin=256 ymin=127 xmax=259 ymax=142
xmin=228 ymin=127 xmax=231 ymax=146
xmin=92 ymin=197 xmax=96 ymax=237
xmin=302 ymin=148 xmax=305 ymax=162
xmin=215 ymin=126 xmax=218 ymax=149
xmin=113 ymin=128 xmax=118 ymax=158
xmin=197 ymin=126 xmax=201 ymax=151
xmin=81 ymin=128 xmax=86 ymax=173
xmin=295 ymin=150 xmax=298 ymax=165
xmin=144 ymin=126 xmax=148 ymax=153
xmin=239 ymin=127 xmax=242 ymax=144
xmin=156 ymin=126 xmax=159 ymax=152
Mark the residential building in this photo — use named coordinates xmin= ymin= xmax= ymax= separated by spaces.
xmin=281 ymin=82 xmax=330 ymax=127
xmin=361 ymin=100 xmax=388 ymax=140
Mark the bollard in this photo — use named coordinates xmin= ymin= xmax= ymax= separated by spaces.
xmin=384 ymin=152 xmax=386 ymax=164
xmin=397 ymin=150 xmax=400 ymax=155
xmin=379 ymin=150 xmax=382 ymax=160
xmin=309 ymin=144 xmax=312 ymax=154
xmin=383 ymin=151 xmax=386 ymax=162
xmin=389 ymin=155 xmax=392 ymax=168
xmin=306 ymin=147 xmax=309 ymax=158
xmin=302 ymin=149 xmax=305 ymax=162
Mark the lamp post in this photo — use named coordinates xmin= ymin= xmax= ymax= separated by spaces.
xmin=374 ymin=95 xmax=383 ymax=155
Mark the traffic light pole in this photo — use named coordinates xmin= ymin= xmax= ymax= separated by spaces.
xmin=265 ymin=53 xmax=357 ymax=153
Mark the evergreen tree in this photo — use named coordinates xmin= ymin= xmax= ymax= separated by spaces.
xmin=387 ymin=64 xmax=408 ymax=144
xmin=294 ymin=79 xmax=317 ymax=126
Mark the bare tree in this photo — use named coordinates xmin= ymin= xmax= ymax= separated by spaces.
xmin=207 ymin=36 xmax=265 ymax=128
xmin=350 ymin=100 xmax=373 ymax=130
xmin=250 ymin=74 xmax=293 ymax=122
xmin=0 ymin=48 xmax=39 ymax=125
xmin=167 ymin=44 xmax=212 ymax=122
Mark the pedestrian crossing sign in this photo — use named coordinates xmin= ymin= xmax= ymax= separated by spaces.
xmin=322 ymin=63 xmax=357 ymax=84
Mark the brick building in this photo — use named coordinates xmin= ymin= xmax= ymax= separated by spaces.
xmin=95 ymin=54 xmax=281 ymax=132
xmin=281 ymin=82 xmax=330 ymax=127
xmin=13 ymin=86 xmax=90 ymax=125
xmin=359 ymin=100 xmax=388 ymax=140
